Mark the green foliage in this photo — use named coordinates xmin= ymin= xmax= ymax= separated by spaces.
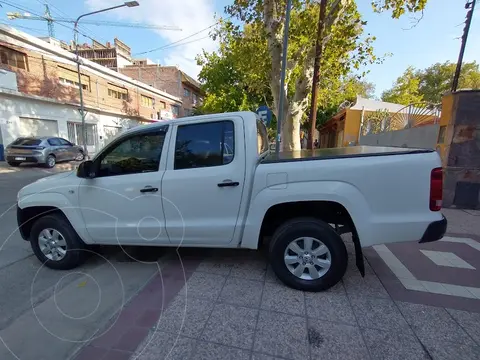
xmin=362 ymin=108 xmax=391 ymax=135
xmin=197 ymin=0 xmax=429 ymax=149
xmin=381 ymin=66 xmax=423 ymax=105
xmin=372 ymin=0 xmax=428 ymax=18
xmin=418 ymin=61 xmax=480 ymax=103
xmin=381 ymin=61 xmax=480 ymax=105
xmin=316 ymin=75 xmax=375 ymax=127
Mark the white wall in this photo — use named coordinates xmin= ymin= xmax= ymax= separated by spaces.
xmin=0 ymin=93 xmax=146 ymax=156
xmin=359 ymin=124 xmax=440 ymax=149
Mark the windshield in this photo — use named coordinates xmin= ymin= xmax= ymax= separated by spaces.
xmin=256 ymin=120 xmax=269 ymax=155
xmin=11 ymin=138 xmax=42 ymax=146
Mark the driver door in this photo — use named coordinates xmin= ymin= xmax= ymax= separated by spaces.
xmin=78 ymin=127 xmax=170 ymax=245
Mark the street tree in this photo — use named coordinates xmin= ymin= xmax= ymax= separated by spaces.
xmin=199 ymin=0 xmax=429 ymax=150
xmin=381 ymin=66 xmax=423 ymax=105
xmin=381 ymin=61 xmax=480 ymax=105
xmin=418 ymin=61 xmax=480 ymax=103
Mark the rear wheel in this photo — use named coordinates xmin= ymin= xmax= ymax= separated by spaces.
xmin=30 ymin=214 xmax=86 ymax=270
xmin=269 ymin=217 xmax=347 ymax=291
xmin=7 ymin=161 xmax=21 ymax=167
xmin=45 ymin=154 xmax=56 ymax=168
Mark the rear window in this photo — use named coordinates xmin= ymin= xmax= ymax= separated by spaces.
xmin=12 ymin=138 xmax=42 ymax=146
xmin=256 ymin=120 xmax=269 ymax=155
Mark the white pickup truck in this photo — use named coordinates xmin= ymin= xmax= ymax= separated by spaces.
xmin=17 ymin=111 xmax=446 ymax=291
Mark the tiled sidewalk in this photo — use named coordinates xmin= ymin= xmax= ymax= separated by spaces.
xmin=124 ymin=238 xmax=480 ymax=360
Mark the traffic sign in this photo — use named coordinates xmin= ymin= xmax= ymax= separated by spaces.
xmin=256 ymin=105 xmax=272 ymax=126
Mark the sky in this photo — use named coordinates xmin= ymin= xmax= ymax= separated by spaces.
xmin=0 ymin=0 xmax=479 ymax=98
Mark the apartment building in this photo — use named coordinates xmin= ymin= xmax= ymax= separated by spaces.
xmin=73 ymin=38 xmax=133 ymax=71
xmin=120 ymin=64 xmax=203 ymax=117
xmin=0 ymin=25 xmax=182 ymax=157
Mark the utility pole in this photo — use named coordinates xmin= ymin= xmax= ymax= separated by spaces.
xmin=276 ymin=0 xmax=292 ymax=154
xmin=452 ymin=0 xmax=476 ymax=92
xmin=307 ymin=0 xmax=327 ymax=149
xmin=74 ymin=2 xmax=139 ymax=154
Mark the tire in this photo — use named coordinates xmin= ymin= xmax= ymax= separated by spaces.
xmin=30 ymin=214 xmax=86 ymax=270
xmin=269 ymin=217 xmax=347 ymax=292
xmin=45 ymin=154 xmax=56 ymax=168
xmin=75 ymin=151 xmax=85 ymax=161
xmin=7 ymin=161 xmax=21 ymax=167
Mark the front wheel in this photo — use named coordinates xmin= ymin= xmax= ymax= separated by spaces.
xmin=30 ymin=214 xmax=86 ymax=270
xmin=75 ymin=151 xmax=85 ymax=161
xmin=269 ymin=217 xmax=348 ymax=292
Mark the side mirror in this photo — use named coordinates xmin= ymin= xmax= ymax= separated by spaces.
xmin=77 ymin=160 xmax=95 ymax=179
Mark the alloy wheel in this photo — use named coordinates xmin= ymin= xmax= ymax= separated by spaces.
xmin=283 ymin=237 xmax=331 ymax=280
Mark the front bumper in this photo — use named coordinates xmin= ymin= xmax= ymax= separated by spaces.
xmin=17 ymin=204 xmax=29 ymax=240
xmin=419 ymin=215 xmax=447 ymax=243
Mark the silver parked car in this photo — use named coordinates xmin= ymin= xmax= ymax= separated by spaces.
xmin=5 ymin=137 xmax=85 ymax=168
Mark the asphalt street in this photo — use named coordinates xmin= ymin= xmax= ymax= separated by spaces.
xmin=0 ymin=164 xmax=168 ymax=360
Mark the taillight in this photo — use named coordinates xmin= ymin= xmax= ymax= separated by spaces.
xmin=430 ymin=167 xmax=443 ymax=211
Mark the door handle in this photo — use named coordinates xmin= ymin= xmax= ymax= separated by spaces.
xmin=217 ymin=181 xmax=239 ymax=187
xmin=140 ymin=186 xmax=158 ymax=193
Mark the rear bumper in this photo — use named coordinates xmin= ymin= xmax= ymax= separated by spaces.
xmin=7 ymin=154 xmax=45 ymax=163
xmin=419 ymin=215 xmax=447 ymax=243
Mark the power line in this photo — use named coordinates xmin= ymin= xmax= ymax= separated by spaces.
xmin=133 ymin=16 xmax=232 ymax=56
xmin=35 ymin=0 xmax=104 ymax=42
xmin=0 ymin=0 xmax=101 ymax=44
xmin=0 ymin=20 xmax=47 ymax=34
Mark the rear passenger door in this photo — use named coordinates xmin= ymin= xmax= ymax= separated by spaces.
xmin=47 ymin=138 xmax=65 ymax=161
xmin=162 ymin=118 xmax=246 ymax=245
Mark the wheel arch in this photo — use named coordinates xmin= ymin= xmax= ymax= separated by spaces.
xmin=18 ymin=193 xmax=93 ymax=244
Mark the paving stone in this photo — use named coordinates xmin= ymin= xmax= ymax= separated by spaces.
xmin=196 ymin=259 xmax=234 ymax=275
xmin=74 ymin=346 xmax=107 ymax=360
xmin=194 ymin=341 xmax=251 ymax=360
xmin=397 ymin=302 xmax=475 ymax=345
xmin=155 ymin=295 xmax=214 ymax=338
xmin=260 ymin=281 xmax=305 ymax=316
xmin=307 ymin=318 xmax=369 ymax=360
xmin=201 ymin=303 xmax=258 ymax=349
xmin=113 ymin=326 xmax=149 ymax=352
xmin=230 ymin=259 xmax=267 ymax=281
xmin=421 ymin=338 xmax=480 ymax=360
xmin=350 ymin=296 xmax=411 ymax=333
xmin=253 ymin=310 xmax=308 ymax=360
xmin=265 ymin=265 xmax=278 ymax=283
xmin=102 ymin=349 xmax=132 ymax=360
xmin=343 ymin=273 xmax=390 ymax=299
xmin=218 ymin=277 xmax=264 ymax=307
xmin=305 ymin=291 xmax=356 ymax=325
xmin=362 ymin=327 xmax=429 ymax=360
xmin=178 ymin=272 xmax=226 ymax=301
xmin=251 ymin=353 xmax=285 ymax=360
xmin=134 ymin=330 xmax=197 ymax=360
xmin=446 ymin=308 xmax=480 ymax=345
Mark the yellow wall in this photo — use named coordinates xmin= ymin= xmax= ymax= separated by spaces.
xmin=343 ymin=109 xmax=362 ymax=146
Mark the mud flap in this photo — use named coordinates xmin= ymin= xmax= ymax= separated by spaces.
xmin=352 ymin=228 xmax=365 ymax=277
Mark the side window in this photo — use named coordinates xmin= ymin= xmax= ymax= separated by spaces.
xmin=174 ymin=121 xmax=234 ymax=170
xmin=96 ymin=131 xmax=165 ymax=177
xmin=59 ymin=138 xmax=72 ymax=146
xmin=48 ymin=138 xmax=62 ymax=146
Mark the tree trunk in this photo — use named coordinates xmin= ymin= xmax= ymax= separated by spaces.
xmin=307 ymin=0 xmax=327 ymax=150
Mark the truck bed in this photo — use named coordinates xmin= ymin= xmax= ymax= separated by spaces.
xmin=261 ymin=146 xmax=434 ymax=164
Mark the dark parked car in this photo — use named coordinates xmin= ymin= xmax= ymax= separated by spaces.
xmin=5 ymin=137 xmax=85 ymax=168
